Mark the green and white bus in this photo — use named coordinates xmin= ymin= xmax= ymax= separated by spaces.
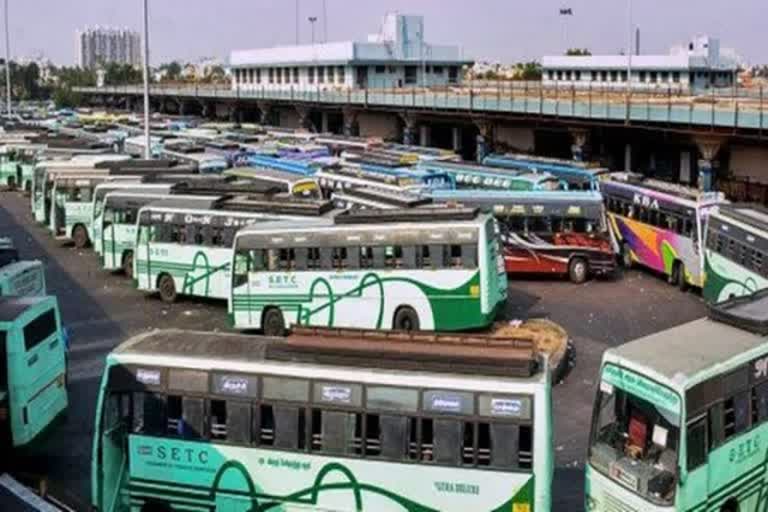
xmin=99 ymin=191 xmax=219 ymax=277
xmin=586 ymin=291 xmax=768 ymax=512
xmin=0 ymin=295 xmax=68 ymax=449
xmin=49 ymin=174 xmax=144 ymax=246
xmin=230 ymin=208 xmax=508 ymax=335
xmin=135 ymin=196 xmax=333 ymax=303
xmin=0 ymin=144 xmax=44 ymax=191
xmin=704 ymin=205 xmax=768 ymax=303
xmin=31 ymin=155 xmax=131 ymax=224
xmin=91 ymin=184 xmax=175 ymax=255
xmin=92 ymin=327 xmax=551 ymax=512
xmin=0 ymin=260 xmax=46 ymax=297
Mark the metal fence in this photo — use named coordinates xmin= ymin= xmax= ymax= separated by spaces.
xmin=75 ymin=83 xmax=768 ymax=132
xmin=718 ymin=177 xmax=768 ymax=205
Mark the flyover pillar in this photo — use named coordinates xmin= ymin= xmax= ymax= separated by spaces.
xmin=452 ymin=127 xmax=462 ymax=152
xmin=474 ymin=120 xmax=493 ymax=163
xmin=694 ymin=136 xmax=725 ymax=193
xmin=569 ymin=128 xmax=590 ymax=162
xmin=295 ymin=105 xmax=313 ymax=131
xmin=401 ymin=113 xmax=417 ymax=146
xmin=419 ymin=125 xmax=431 ymax=147
xmin=320 ymin=112 xmax=330 ymax=133
xmin=342 ymin=107 xmax=359 ymax=137
xmin=256 ymin=101 xmax=272 ymax=125
xmin=624 ymin=144 xmax=632 ymax=172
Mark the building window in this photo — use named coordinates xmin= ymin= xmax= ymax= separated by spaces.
xmin=268 ymin=67 xmax=274 ymax=84
xmin=308 ymin=66 xmax=315 ymax=84
xmin=620 ymin=71 xmax=627 ymax=82
xmin=327 ymin=66 xmax=334 ymax=83
xmin=565 ymin=70 xmax=572 ymax=81
xmin=375 ymin=65 xmax=386 ymax=74
xmin=337 ymin=66 xmax=345 ymax=84
xmin=556 ymin=70 xmax=563 ymax=80
xmin=293 ymin=67 xmax=299 ymax=83
xmin=600 ymin=71 xmax=608 ymax=82
xmin=276 ymin=68 xmax=282 ymax=84
xmin=318 ymin=66 xmax=325 ymax=83
xmin=433 ymin=65 xmax=443 ymax=74
xmin=639 ymin=71 xmax=647 ymax=82
xmin=650 ymin=71 xmax=658 ymax=83
xmin=573 ymin=70 xmax=581 ymax=81
xmin=610 ymin=71 xmax=617 ymax=82
xmin=661 ymin=71 xmax=669 ymax=82
xmin=672 ymin=71 xmax=680 ymax=83
xmin=448 ymin=66 xmax=458 ymax=83
xmin=547 ymin=70 xmax=553 ymax=80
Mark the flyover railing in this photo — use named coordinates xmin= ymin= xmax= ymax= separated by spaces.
xmin=75 ymin=82 xmax=768 ymax=132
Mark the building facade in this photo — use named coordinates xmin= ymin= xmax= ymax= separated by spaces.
xmin=542 ymin=36 xmax=739 ymax=92
xmin=230 ymin=13 xmax=472 ymax=91
xmin=75 ymin=27 xmax=142 ymax=69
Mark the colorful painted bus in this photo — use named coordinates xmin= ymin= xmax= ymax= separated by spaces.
xmin=704 ymin=205 xmax=768 ymax=303
xmin=483 ymin=153 xmax=610 ymax=191
xmin=92 ymin=327 xmax=551 ymax=512
xmin=418 ymin=160 xmax=564 ymax=192
xmin=602 ymin=173 xmax=727 ymax=290
xmin=586 ymin=291 xmax=768 ymax=512
xmin=0 ymin=295 xmax=68 ymax=449
xmin=99 ymin=191 xmax=219 ymax=277
xmin=230 ymin=208 xmax=507 ymax=335
xmin=135 ymin=196 xmax=333 ymax=302
xmin=431 ymin=190 xmax=615 ymax=283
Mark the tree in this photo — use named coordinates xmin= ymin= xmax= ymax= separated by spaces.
xmin=159 ymin=61 xmax=182 ymax=82
xmin=103 ymin=63 xmax=142 ymax=85
xmin=565 ymin=48 xmax=592 ymax=56
xmin=515 ymin=61 xmax=542 ymax=80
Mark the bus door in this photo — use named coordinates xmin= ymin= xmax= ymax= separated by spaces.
xmin=96 ymin=392 xmax=128 ymax=512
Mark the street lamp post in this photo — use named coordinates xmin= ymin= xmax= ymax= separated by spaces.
xmin=3 ymin=0 xmax=11 ymax=118
xmin=142 ymin=0 xmax=151 ymax=159
xmin=625 ymin=0 xmax=633 ymax=122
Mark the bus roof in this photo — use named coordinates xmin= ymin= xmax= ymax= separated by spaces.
xmin=334 ymin=207 xmax=479 ymax=225
xmin=715 ymin=204 xmax=768 ymax=232
xmin=605 ymin=293 xmax=768 ymax=390
xmin=603 ymin=172 xmax=726 ymax=206
xmin=112 ymin=328 xmax=541 ymax=379
xmin=430 ymin=190 xmax=605 ymax=217
xmin=143 ymin=196 xmax=222 ymax=211
xmin=0 ymin=296 xmax=51 ymax=323
xmin=332 ymin=187 xmax=432 ymax=209
xmin=105 ymin=192 xmax=219 ymax=210
xmin=225 ymin=167 xmax=316 ymax=184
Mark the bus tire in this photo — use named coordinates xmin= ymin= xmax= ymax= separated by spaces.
xmin=620 ymin=243 xmax=633 ymax=269
xmin=262 ymin=307 xmax=286 ymax=337
xmin=721 ymin=498 xmax=739 ymax=512
xmin=73 ymin=225 xmax=89 ymax=249
xmin=122 ymin=251 xmax=134 ymax=279
xmin=393 ymin=306 xmax=420 ymax=331
xmin=672 ymin=261 xmax=688 ymax=292
xmin=158 ymin=274 xmax=177 ymax=303
xmin=568 ymin=257 xmax=589 ymax=284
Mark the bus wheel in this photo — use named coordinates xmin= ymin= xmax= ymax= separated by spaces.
xmin=122 ymin=251 xmax=134 ymax=279
xmin=73 ymin=225 xmax=89 ymax=249
xmin=393 ymin=307 xmax=420 ymax=331
xmin=721 ymin=498 xmax=739 ymax=512
xmin=262 ymin=308 xmax=286 ymax=337
xmin=568 ymin=257 xmax=589 ymax=284
xmin=620 ymin=243 xmax=633 ymax=269
xmin=672 ymin=262 xmax=688 ymax=292
xmin=158 ymin=274 xmax=178 ymax=303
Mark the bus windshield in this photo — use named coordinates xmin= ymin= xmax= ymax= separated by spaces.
xmin=589 ymin=367 xmax=680 ymax=506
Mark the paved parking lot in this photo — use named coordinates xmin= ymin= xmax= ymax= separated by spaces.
xmin=0 ymin=191 xmax=707 ymax=511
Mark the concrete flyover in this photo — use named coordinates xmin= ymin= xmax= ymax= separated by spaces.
xmin=75 ymin=82 xmax=768 ymax=190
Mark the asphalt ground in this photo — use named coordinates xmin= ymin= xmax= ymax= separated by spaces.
xmin=0 ymin=191 xmax=707 ymax=511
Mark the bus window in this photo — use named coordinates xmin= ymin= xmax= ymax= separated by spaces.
xmin=419 ymin=418 xmax=434 ymax=461
xmin=133 ymin=392 xmax=165 ymax=435
xmin=0 ymin=332 xmax=6 ymax=391
xmin=434 ymin=419 xmax=462 ymax=465
xmin=23 ymin=309 xmax=56 ymax=352
xmin=360 ymin=247 xmax=374 ymax=269
xmin=224 ymin=401 xmax=251 ymax=445
xmin=274 ymin=405 xmax=306 ymax=450
xmin=332 ymin=248 xmax=348 ymax=270
xmin=182 ymin=397 xmax=204 ymax=439
xmin=167 ymin=395 xmax=182 ymax=434
xmin=462 ymin=244 xmax=478 ymax=268
xmin=210 ymin=399 xmax=227 ymax=440
xmin=307 ymin=248 xmax=321 ymax=270
xmin=686 ymin=415 xmax=707 ymax=470
xmin=311 ymin=409 xmax=360 ymax=455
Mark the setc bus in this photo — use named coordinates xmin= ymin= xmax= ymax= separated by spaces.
xmin=230 ymin=208 xmax=508 ymax=335
xmin=0 ymin=260 xmax=46 ymax=297
xmin=431 ymin=190 xmax=615 ymax=283
xmin=135 ymin=196 xmax=334 ymax=303
xmin=483 ymin=153 xmax=610 ymax=191
xmin=0 ymin=295 xmax=68 ymax=449
xmin=92 ymin=327 xmax=551 ymax=512
xmin=31 ymin=154 xmax=132 ymax=224
xmin=417 ymin=160 xmax=564 ymax=192
xmin=586 ymin=291 xmax=768 ymax=512
xmin=704 ymin=204 xmax=768 ymax=304
xmin=224 ymin=167 xmax=322 ymax=199
xmin=99 ymin=191 xmax=219 ymax=277
xmin=91 ymin=183 xmax=176 ymax=255
xmin=602 ymin=173 xmax=727 ymax=290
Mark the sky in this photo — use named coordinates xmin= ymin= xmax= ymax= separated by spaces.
xmin=11 ymin=0 xmax=766 ymax=66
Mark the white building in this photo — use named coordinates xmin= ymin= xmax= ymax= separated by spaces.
xmin=75 ymin=27 xmax=142 ymax=69
xmin=230 ymin=13 xmax=472 ymax=91
xmin=542 ymin=36 xmax=740 ymax=92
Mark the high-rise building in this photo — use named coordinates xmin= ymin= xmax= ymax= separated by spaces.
xmin=75 ymin=26 xmax=142 ymax=69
